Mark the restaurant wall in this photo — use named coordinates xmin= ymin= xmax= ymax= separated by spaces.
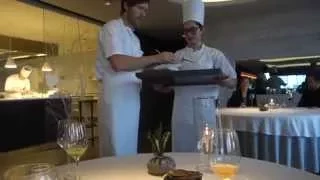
xmin=203 ymin=1 xmax=320 ymax=60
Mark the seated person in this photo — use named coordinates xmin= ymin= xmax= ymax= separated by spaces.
xmin=298 ymin=68 xmax=320 ymax=107
xmin=227 ymin=77 xmax=256 ymax=107
xmin=5 ymin=65 xmax=33 ymax=94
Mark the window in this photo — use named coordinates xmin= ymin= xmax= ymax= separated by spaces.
xmin=279 ymin=75 xmax=306 ymax=89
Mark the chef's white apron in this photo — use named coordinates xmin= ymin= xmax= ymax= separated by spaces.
xmin=172 ymin=45 xmax=235 ymax=152
xmin=100 ymin=71 xmax=140 ymax=156
xmin=172 ymin=86 xmax=218 ymax=152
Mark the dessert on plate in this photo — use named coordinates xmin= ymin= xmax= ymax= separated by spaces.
xmin=163 ymin=169 xmax=202 ymax=180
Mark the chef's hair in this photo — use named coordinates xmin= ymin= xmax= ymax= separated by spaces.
xmin=194 ymin=21 xmax=203 ymax=30
xmin=121 ymin=0 xmax=150 ymax=15
xmin=22 ymin=65 xmax=33 ymax=72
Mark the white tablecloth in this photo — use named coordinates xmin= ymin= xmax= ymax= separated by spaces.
xmin=220 ymin=108 xmax=320 ymax=137
xmin=58 ymin=153 xmax=318 ymax=180
xmin=220 ymin=108 xmax=320 ymax=173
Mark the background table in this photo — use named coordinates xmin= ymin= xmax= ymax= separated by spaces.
xmin=60 ymin=153 xmax=319 ymax=180
xmin=256 ymin=94 xmax=301 ymax=107
xmin=220 ymin=108 xmax=320 ymax=174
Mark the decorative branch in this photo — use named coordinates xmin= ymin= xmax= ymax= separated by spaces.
xmin=45 ymin=93 xmax=72 ymax=122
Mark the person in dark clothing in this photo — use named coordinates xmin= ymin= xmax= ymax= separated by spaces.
xmin=267 ymin=75 xmax=286 ymax=92
xmin=267 ymin=68 xmax=287 ymax=93
xmin=255 ymin=73 xmax=268 ymax=94
xmin=228 ymin=77 xmax=257 ymax=107
xmin=298 ymin=68 xmax=320 ymax=107
xmin=296 ymin=81 xmax=307 ymax=94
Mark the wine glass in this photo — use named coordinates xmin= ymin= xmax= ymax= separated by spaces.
xmin=210 ymin=129 xmax=241 ymax=180
xmin=4 ymin=163 xmax=58 ymax=180
xmin=57 ymin=120 xmax=88 ymax=179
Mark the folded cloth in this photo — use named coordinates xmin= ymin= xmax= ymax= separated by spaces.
xmin=153 ymin=64 xmax=181 ymax=71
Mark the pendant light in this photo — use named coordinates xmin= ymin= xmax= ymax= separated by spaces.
xmin=104 ymin=0 xmax=112 ymax=6
xmin=41 ymin=8 xmax=52 ymax=72
xmin=4 ymin=37 xmax=17 ymax=69
xmin=41 ymin=62 xmax=52 ymax=72
xmin=4 ymin=57 xmax=17 ymax=69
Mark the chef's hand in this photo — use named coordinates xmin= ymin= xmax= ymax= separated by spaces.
xmin=155 ymin=52 xmax=176 ymax=63
xmin=153 ymin=84 xmax=173 ymax=93
xmin=21 ymin=89 xmax=32 ymax=95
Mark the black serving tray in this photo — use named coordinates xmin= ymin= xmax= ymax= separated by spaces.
xmin=136 ymin=69 xmax=225 ymax=86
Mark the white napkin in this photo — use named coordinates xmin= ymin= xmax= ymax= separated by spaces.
xmin=153 ymin=63 xmax=181 ymax=71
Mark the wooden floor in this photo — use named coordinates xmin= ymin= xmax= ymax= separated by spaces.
xmin=0 ymin=141 xmax=100 ymax=176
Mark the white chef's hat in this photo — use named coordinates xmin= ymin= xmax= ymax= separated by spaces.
xmin=183 ymin=0 xmax=205 ymax=25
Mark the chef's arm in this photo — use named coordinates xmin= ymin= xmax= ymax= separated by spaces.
xmin=109 ymin=52 xmax=175 ymax=72
xmin=4 ymin=87 xmax=22 ymax=93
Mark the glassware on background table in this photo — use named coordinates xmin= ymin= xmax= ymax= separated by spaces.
xmin=249 ymin=94 xmax=255 ymax=107
xmin=57 ymin=120 xmax=88 ymax=179
xmin=4 ymin=163 xmax=58 ymax=180
xmin=210 ymin=129 xmax=241 ymax=180
xmin=193 ymin=96 xmax=217 ymax=172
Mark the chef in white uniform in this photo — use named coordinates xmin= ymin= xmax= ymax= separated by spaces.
xmin=96 ymin=0 xmax=176 ymax=157
xmin=172 ymin=0 xmax=237 ymax=152
xmin=5 ymin=65 xmax=33 ymax=93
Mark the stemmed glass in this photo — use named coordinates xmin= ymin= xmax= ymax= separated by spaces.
xmin=210 ymin=129 xmax=241 ymax=180
xmin=57 ymin=120 xmax=88 ymax=179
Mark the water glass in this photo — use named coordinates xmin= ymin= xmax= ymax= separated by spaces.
xmin=4 ymin=163 xmax=58 ymax=180
xmin=210 ymin=129 xmax=241 ymax=180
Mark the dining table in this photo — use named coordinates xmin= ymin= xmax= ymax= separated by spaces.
xmin=220 ymin=107 xmax=320 ymax=174
xmin=58 ymin=153 xmax=319 ymax=180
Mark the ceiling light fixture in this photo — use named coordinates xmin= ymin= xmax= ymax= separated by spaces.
xmin=41 ymin=9 xmax=53 ymax=72
xmin=202 ymin=0 xmax=232 ymax=2
xmin=0 ymin=50 xmax=18 ymax=55
xmin=266 ymin=63 xmax=311 ymax=68
xmin=168 ymin=0 xmax=233 ymax=3
xmin=4 ymin=57 xmax=17 ymax=69
xmin=260 ymin=55 xmax=320 ymax=63
xmin=42 ymin=62 xmax=53 ymax=72
xmin=4 ymin=37 xmax=17 ymax=69
xmin=35 ymin=53 xmax=47 ymax=57
xmin=11 ymin=55 xmax=31 ymax=60
xmin=104 ymin=1 xmax=112 ymax=6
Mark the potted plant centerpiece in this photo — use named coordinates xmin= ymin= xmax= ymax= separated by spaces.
xmin=147 ymin=125 xmax=176 ymax=176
